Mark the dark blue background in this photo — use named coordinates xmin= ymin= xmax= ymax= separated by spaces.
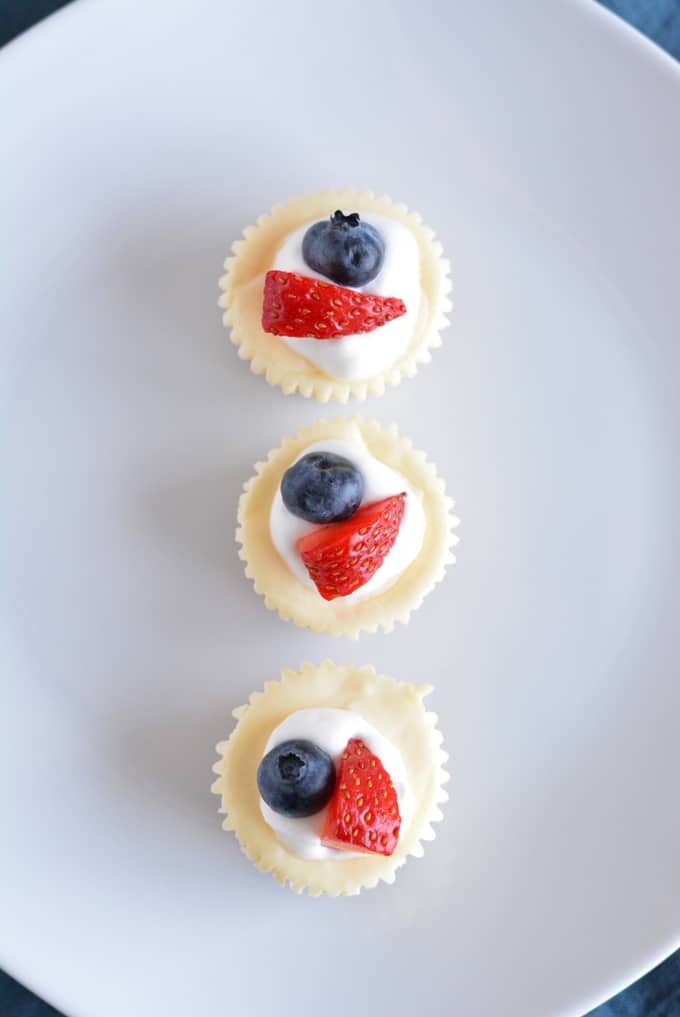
xmin=1 ymin=1 xmax=679 ymax=1014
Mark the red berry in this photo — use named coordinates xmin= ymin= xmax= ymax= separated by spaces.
xmin=321 ymin=738 xmax=402 ymax=856
xmin=296 ymin=494 xmax=406 ymax=601
xmin=262 ymin=270 xmax=406 ymax=339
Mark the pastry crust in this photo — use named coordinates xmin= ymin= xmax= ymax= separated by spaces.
xmin=237 ymin=417 xmax=459 ymax=638
xmin=211 ymin=661 xmax=450 ymax=896
xmin=218 ymin=188 xmax=452 ymax=402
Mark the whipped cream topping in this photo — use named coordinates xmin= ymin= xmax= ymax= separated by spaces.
xmin=271 ymin=212 xmax=421 ymax=380
xmin=269 ymin=430 xmax=426 ymax=603
xmin=260 ymin=707 xmax=413 ymax=861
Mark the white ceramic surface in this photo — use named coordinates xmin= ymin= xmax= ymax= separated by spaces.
xmin=1 ymin=2 xmax=679 ymax=1016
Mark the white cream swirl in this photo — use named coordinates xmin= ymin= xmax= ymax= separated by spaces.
xmin=271 ymin=212 xmax=420 ymax=380
xmin=269 ymin=432 xmax=425 ymax=603
xmin=260 ymin=708 xmax=413 ymax=861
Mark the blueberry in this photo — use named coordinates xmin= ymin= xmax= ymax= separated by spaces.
xmin=302 ymin=210 xmax=385 ymax=288
xmin=257 ymin=739 xmax=336 ymax=818
xmin=281 ymin=451 xmax=364 ymax=524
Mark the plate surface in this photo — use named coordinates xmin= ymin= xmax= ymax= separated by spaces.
xmin=1 ymin=1 xmax=679 ymax=1015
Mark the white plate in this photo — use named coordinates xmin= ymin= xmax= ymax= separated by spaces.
xmin=1 ymin=1 xmax=679 ymax=1015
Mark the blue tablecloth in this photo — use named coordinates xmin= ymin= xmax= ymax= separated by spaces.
xmin=1 ymin=1 xmax=678 ymax=1014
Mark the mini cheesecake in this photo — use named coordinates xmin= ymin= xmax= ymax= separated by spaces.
xmin=218 ymin=188 xmax=452 ymax=402
xmin=211 ymin=661 xmax=450 ymax=895
xmin=237 ymin=416 xmax=459 ymax=638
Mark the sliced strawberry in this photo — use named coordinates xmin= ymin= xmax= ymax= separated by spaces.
xmin=296 ymin=493 xmax=406 ymax=601
xmin=321 ymin=738 xmax=401 ymax=856
xmin=262 ymin=270 xmax=406 ymax=339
